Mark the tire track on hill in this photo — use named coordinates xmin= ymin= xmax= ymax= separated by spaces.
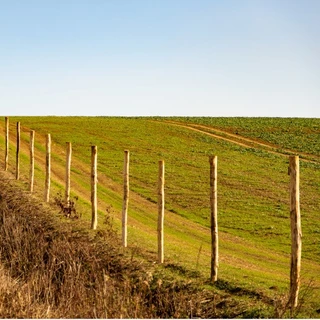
xmin=160 ymin=120 xmax=320 ymax=164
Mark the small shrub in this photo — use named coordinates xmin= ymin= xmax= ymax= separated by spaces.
xmin=53 ymin=192 xmax=81 ymax=219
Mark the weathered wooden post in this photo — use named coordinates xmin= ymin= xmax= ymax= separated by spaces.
xmin=209 ymin=155 xmax=219 ymax=282
xmin=16 ymin=122 xmax=20 ymax=180
xmin=44 ymin=134 xmax=51 ymax=202
xmin=4 ymin=117 xmax=9 ymax=171
xmin=288 ymin=155 xmax=302 ymax=310
xmin=65 ymin=142 xmax=72 ymax=207
xmin=91 ymin=146 xmax=98 ymax=230
xmin=29 ymin=130 xmax=35 ymax=192
xmin=158 ymin=160 xmax=165 ymax=264
xmin=122 ymin=150 xmax=130 ymax=247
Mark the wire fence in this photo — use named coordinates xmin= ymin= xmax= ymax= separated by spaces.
xmin=0 ymin=117 xmax=304 ymax=308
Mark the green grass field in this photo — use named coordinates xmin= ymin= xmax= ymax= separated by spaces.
xmin=171 ymin=117 xmax=320 ymax=157
xmin=1 ymin=116 xmax=320 ymax=317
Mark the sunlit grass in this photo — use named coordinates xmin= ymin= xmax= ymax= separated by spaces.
xmin=1 ymin=116 xmax=320 ymax=316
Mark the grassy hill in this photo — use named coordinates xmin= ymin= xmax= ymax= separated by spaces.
xmin=0 ymin=116 xmax=319 ymax=318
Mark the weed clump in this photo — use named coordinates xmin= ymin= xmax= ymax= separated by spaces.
xmin=53 ymin=191 xmax=81 ymax=219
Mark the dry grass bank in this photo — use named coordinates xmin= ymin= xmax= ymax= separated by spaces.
xmin=0 ymin=174 xmax=260 ymax=318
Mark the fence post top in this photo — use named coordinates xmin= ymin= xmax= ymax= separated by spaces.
xmin=209 ymin=155 xmax=217 ymax=162
xmin=289 ymin=155 xmax=299 ymax=160
xmin=289 ymin=155 xmax=299 ymax=168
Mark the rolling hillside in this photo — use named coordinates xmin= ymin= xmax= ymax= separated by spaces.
xmin=0 ymin=116 xmax=319 ymax=317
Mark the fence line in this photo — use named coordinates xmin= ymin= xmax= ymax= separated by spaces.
xmin=44 ymin=134 xmax=51 ymax=202
xmin=209 ymin=155 xmax=218 ymax=282
xmin=122 ymin=150 xmax=130 ymax=247
xmin=16 ymin=122 xmax=20 ymax=180
xmin=91 ymin=145 xmax=98 ymax=230
xmin=158 ymin=160 xmax=165 ymax=264
xmin=65 ymin=142 xmax=72 ymax=206
xmin=0 ymin=117 xmax=303 ymax=306
xmin=288 ymin=155 xmax=301 ymax=311
xmin=4 ymin=117 xmax=9 ymax=171
xmin=29 ymin=130 xmax=35 ymax=192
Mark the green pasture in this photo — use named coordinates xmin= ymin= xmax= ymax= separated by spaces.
xmin=1 ymin=116 xmax=320 ymax=317
xmin=172 ymin=117 xmax=320 ymax=157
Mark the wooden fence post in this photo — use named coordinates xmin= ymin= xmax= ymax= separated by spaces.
xmin=158 ymin=160 xmax=165 ymax=264
xmin=209 ymin=156 xmax=219 ymax=282
xmin=122 ymin=150 xmax=130 ymax=247
xmin=65 ymin=142 xmax=72 ymax=206
xmin=44 ymin=134 xmax=51 ymax=202
xmin=288 ymin=155 xmax=302 ymax=310
xmin=91 ymin=146 xmax=98 ymax=230
xmin=29 ymin=130 xmax=35 ymax=192
xmin=4 ymin=117 xmax=9 ymax=171
xmin=16 ymin=122 xmax=20 ymax=180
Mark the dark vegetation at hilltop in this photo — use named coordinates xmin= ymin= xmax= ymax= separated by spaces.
xmin=0 ymin=177 xmax=272 ymax=318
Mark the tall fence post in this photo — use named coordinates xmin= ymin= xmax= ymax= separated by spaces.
xmin=209 ymin=155 xmax=219 ymax=282
xmin=122 ymin=150 xmax=130 ymax=247
xmin=29 ymin=130 xmax=35 ymax=192
xmin=91 ymin=146 xmax=98 ymax=230
xmin=4 ymin=117 xmax=9 ymax=171
xmin=16 ymin=122 xmax=20 ymax=180
xmin=65 ymin=142 xmax=72 ymax=206
xmin=158 ymin=160 xmax=165 ymax=264
xmin=44 ymin=134 xmax=51 ymax=202
xmin=288 ymin=155 xmax=302 ymax=311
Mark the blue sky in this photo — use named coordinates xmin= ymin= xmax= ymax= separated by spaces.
xmin=0 ymin=0 xmax=319 ymax=117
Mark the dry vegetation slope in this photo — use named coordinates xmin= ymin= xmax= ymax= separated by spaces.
xmin=0 ymin=171 xmax=276 ymax=318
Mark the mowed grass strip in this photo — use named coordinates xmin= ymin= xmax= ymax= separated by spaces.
xmin=1 ymin=116 xmax=320 ymax=311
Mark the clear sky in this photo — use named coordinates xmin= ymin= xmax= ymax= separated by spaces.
xmin=1 ymin=0 xmax=319 ymax=117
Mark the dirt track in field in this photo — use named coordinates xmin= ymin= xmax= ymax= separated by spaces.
xmin=161 ymin=120 xmax=320 ymax=164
